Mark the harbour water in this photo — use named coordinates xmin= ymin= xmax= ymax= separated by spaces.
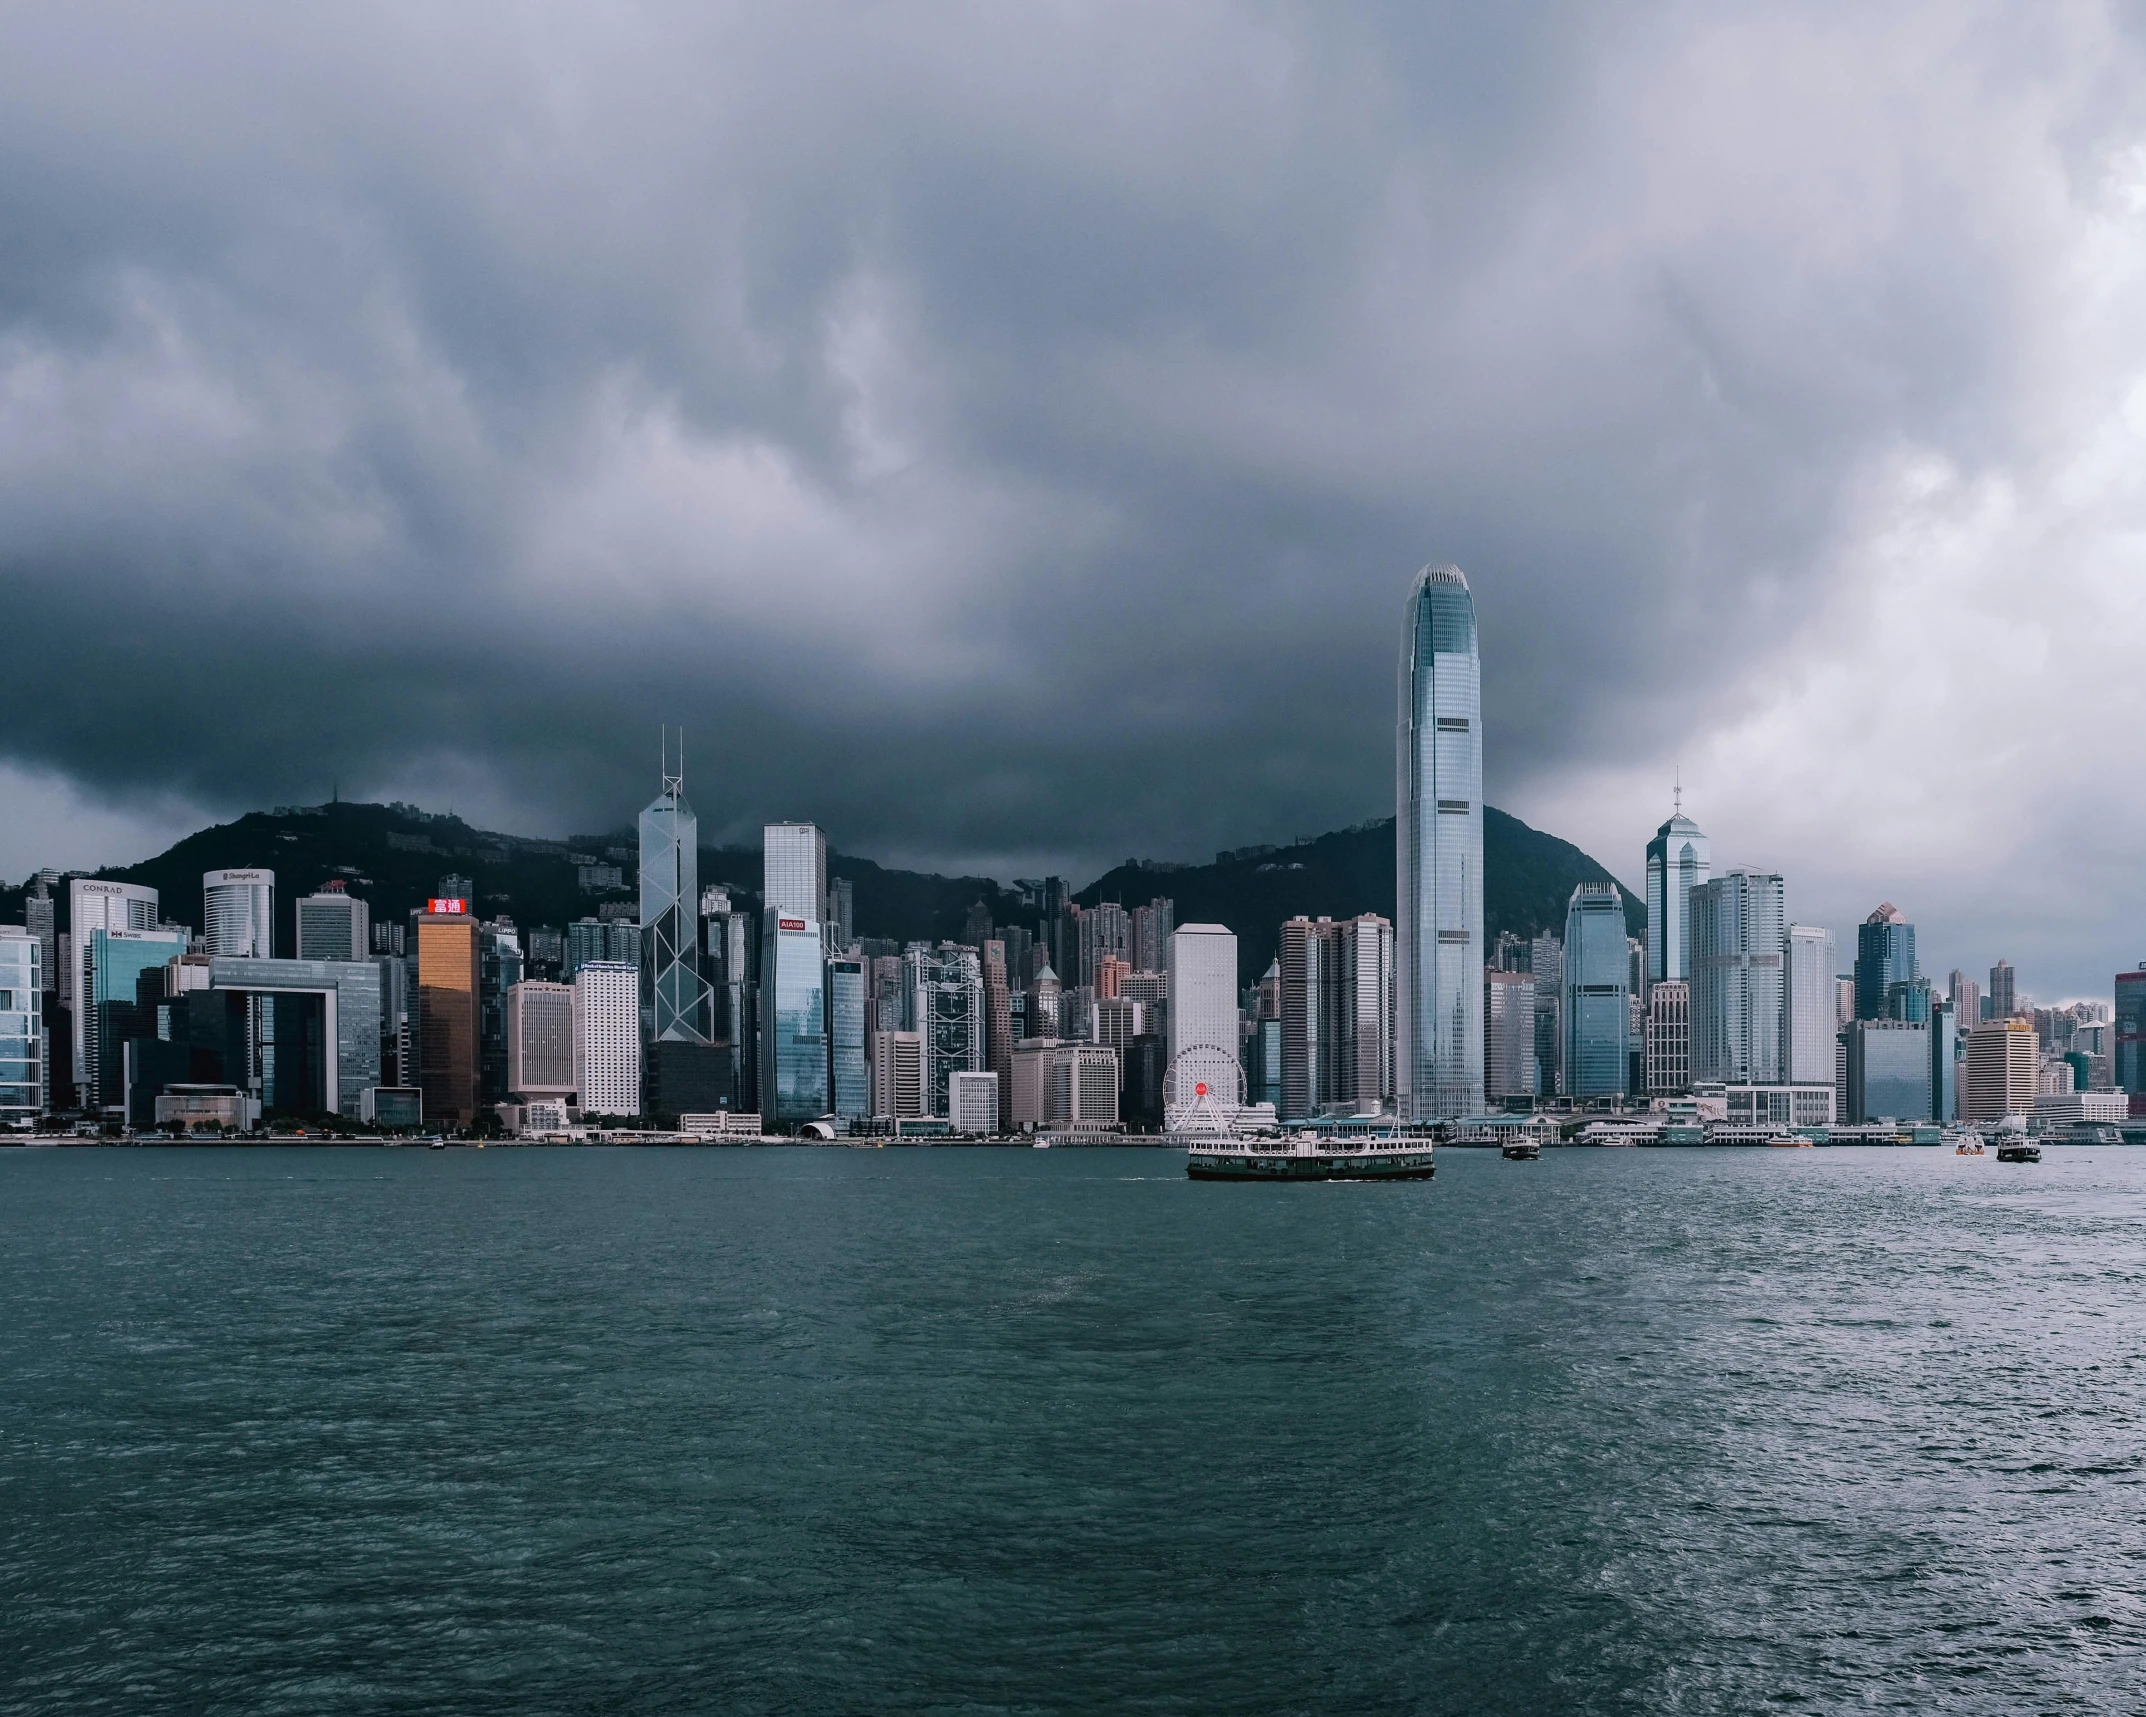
xmin=4 ymin=1144 xmax=2143 ymax=1713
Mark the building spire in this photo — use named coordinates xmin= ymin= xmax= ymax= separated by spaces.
xmin=1673 ymin=764 xmax=1682 ymax=816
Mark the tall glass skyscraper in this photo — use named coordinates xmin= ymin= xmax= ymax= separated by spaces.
xmin=640 ymin=754 xmax=713 ymax=1046
xmin=1689 ymin=869 xmax=1786 ymax=1084
xmin=1396 ymin=563 xmax=1484 ymax=1122
xmin=760 ymin=822 xmax=830 ymax=1126
xmin=1644 ymin=799 xmax=1710 ymax=987
xmin=1561 ymin=886 xmax=1630 ymax=1098
xmin=1854 ymin=904 xmax=1916 ymax=1021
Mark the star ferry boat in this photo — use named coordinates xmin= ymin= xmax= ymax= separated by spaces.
xmin=1185 ymin=1134 xmax=1437 ymax=1182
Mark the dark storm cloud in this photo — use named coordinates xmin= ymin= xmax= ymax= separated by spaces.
xmin=5 ymin=1 xmax=2145 ymax=974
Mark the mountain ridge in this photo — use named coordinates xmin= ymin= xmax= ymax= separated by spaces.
xmin=2 ymin=800 xmax=1644 ymax=982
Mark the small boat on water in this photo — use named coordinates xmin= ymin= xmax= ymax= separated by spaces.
xmin=1187 ymin=1136 xmax=1435 ymax=1182
xmin=1996 ymin=1142 xmax=2041 ymax=1163
xmin=1501 ymin=1139 xmax=1541 ymax=1161
xmin=1956 ymin=1136 xmax=1986 ymax=1155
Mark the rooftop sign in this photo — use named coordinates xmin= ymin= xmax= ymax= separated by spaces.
xmin=427 ymin=898 xmax=469 ymax=916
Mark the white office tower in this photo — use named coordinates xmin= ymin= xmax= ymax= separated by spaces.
xmin=949 ymin=1069 xmax=1000 ymax=1135
xmin=66 ymin=879 xmax=159 ymax=1104
xmin=1782 ymin=925 xmax=1837 ymax=1084
xmin=1396 ymin=563 xmax=1484 ymax=1122
xmin=0 ymin=926 xmax=43 ymax=1122
xmin=763 ymin=823 xmax=828 ymax=920
xmin=507 ymin=980 xmax=577 ymax=1101
xmin=573 ymin=961 xmax=641 ymax=1117
xmin=204 ymin=869 xmax=275 ymax=957
xmin=1166 ymin=923 xmax=1241 ymax=1131
xmin=296 ymin=884 xmax=370 ymax=961
xmin=1644 ymin=795 xmax=1711 ymax=987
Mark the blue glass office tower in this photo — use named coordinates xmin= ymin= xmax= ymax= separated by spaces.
xmin=1396 ymin=563 xmax=1484 ymax=1121
xmin=759 ymin=822 xmax=831 ymax=1127
xmin=827 ymin=956 xmax=868 ymax=1121
xmin=1854 ymin=904 xmax=1916 ymax=1021
xmin=1562 ymin=885 xmax=1630 ymax=1098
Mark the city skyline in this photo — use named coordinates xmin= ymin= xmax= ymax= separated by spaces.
xmin=3 ymin=7 xmax=2143 ymax=1003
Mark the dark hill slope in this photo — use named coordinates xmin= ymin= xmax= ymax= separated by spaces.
xmin=9 ymin=801 xmax=1638 ymax=976
xmin=1077 ymin=808 xmax=1643 ymax=984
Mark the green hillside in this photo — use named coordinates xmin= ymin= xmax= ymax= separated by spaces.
xmin=1077 ymin=808 xmax=1644 ymax=983
xmin=4 ymin=799 xmax=1640 ymax=973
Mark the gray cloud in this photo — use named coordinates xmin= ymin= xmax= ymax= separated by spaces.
xmin=5 ymin=2 xmax=2146 ymax=995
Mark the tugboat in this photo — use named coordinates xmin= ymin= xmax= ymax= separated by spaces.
xmin=1186 ymin=1135 xmax=1435 ymax=1182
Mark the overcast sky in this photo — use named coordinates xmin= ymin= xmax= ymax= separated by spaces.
xmin=4 ymin=3 xmax=2143 ymax=999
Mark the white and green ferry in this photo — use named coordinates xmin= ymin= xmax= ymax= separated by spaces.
xmin=1185 ymin=1135 xmax=1436 ymax=1182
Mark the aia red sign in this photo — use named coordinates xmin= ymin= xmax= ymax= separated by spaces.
xmin=779 ymin=917 xmax=806 ymax=932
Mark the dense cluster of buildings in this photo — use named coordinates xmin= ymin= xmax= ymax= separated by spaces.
xmin=3 ymin=563 xmax=2139 ymax=1138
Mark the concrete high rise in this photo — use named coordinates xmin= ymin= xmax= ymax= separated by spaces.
xmin=203 ymin=869 xmax=274 ymax=958
xmin=1690 ymin=870 xmax=1786 ymax=1085
xmin=1948 ymin=969 xmax=1982 ymax=1031
xmin=1395 ymin=562 xmax=1483 ymax=1121
xmin=1167 ymin=923 xmax=1241 ymax=1129
xmin=1078 ymin=903 xmax=1131 ymax=990
xmin=572 ymin=961 xmax=641 ymax=1117
xmin=1279 ymin=914 xmax=1393 ymax=1120
xmin=296 ymin=882 xmax=370 ymax=962
xmin=505 ymin=980 xmax=576 ymax=1101
xmin=763 ymin=823 xmax=827 ymax=921
xmin=1783 ymin=924 xmax=1836 ymax=1085
xmin=1644 ymin=795 xmax=1711 ymax=987
xmin=24 ymin=879 xmax=55 ymax=995
xmin=982 ymin=939 xmax=1013 ymax=1121
xmin=1131 ymin=899 xmax=1175 ymax=974
xmin=1643 ymin=979 xmax=1691 ymax=1095
xmin=869 ymin=1030 xmax=924 ymax=1119
xmin=1989 ymin=959 xmax=2017 ymax=1019
xmin=1962 ymin=1018 xmax=2037 ymax=1121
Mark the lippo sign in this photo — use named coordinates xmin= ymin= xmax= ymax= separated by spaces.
xmin=427 ymin=898 xmax=469 ymax=915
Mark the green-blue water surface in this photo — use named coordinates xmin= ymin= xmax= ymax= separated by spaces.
xmin=3 ymin=1144 xmax=2143 ymax=1713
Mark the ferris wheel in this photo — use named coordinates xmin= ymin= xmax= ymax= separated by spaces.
xmin=1164 ymin=1045 xmax=1245 ymax=1135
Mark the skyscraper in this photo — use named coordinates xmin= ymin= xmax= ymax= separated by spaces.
xmin=1783 ymin=925 xmax=1836 ymax=1084
xmin=1562 ymin=885 xmax=1630 ymax=1099
xmin=1962 ymin=1018 xmax=2036 ymax=1121
xmin=1989 ymin=959 xmax=2017 ymax=1019
xmin=1167 ymin=924 xmax=1241 ymax=1129
xmin=640 ymin=750 xmax=713 ymax=1046
xmin=24 ymin=879 xmax=55 ymax=995
xmin=1643 ymin=979 xmax=1690 ymax=1095
xmin=0 ymin=926 xmax=42 ymax=1122
xmin=982 ymin=939 xmax=1013 ymax=1120
xmin=1485 ymin=968 xmax=1538 ymax=1100
xmin=1078 ymin=902 xmax=1131 ymax=990
xmin=1278 ymin=914 xmax=1393 ymax=1120
xmin=827 ymin=956 xmax=868 ymax=1121
xmin=905 ymin=943 xmax=983 ymax=1118
xmin=1947 ymin=969 xmax=1982 ymax=1032
xmin=573 ymin=961 xmax=641 ymax=1117
xmin=1644 ymin=795 xmax=1710 ymax=987
xmin=1131 ymin=899 xmax=1175 ymax=974
xmin=1689 ymin=869 xmax=1786 ymax=1085
xmin=203 ymin=869 xmax=274 ymax=958
xmin=1395 ymin=562 xmax=1484 ymax=1122
xmin=415 ymin=902 xmax=481 ymax=1127
xmin=1531 ymin=932 xmax=1563 ymax=1097
xmin=505 ymin=980 xmax=576 ymax=1102
xmin=296 ymin=882 xmax=370 ymax=962
xmin=2114 ymin=966 xmax=2146 ymax=1116
xmin=763 ymin=824 xmax=827 ymax=921
xmin=1854 ymin=905 xmax=1915 ymax=1021
xmin=760 ymin=824 xmax=830 ymax=1127
xmin=66 ymin=880 xmax=158 ymax=1106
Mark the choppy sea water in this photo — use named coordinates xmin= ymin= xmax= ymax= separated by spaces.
xmin=3 ymin=1143 xmax=2143 ymax=1714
